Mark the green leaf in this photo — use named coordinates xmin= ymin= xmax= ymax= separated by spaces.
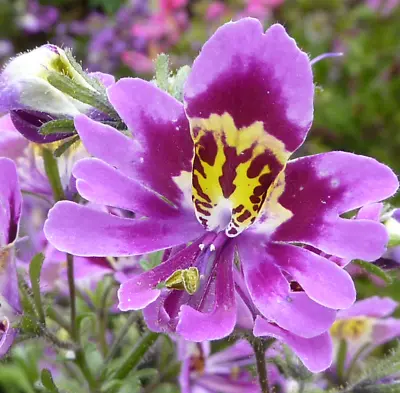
xmin=54 ymin=135 xmax=80 ymax=158
xmin=41 ymin=369 xmax=60 ymax=393
xmin=155 ymin=53 xmax=170 ymax=92
xmin=39 ymin=119 xmax=76 ymax=136
xmin=170 ymin=65 xmax=191 ymax=102
xmin=29 ymin=253 xmax=46 ymax=325
xmin=353 ymin=260 xmax=393 ymax=285
xmin=42 ymin=147 xmax=65 ymax=201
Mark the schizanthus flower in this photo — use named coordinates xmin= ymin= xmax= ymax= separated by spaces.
xmin=0 ymin=158 xmax=22 ymax=357
xmin=45 ymin=18 xmax=398 ymax=371
xmin=331 ymin=296 xmax=400 ymax=366
xmin=179 ymin=339 xmax=283 ymax=393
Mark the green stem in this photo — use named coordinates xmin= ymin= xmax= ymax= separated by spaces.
xmin=110 ymin=331 xmax=159 ymax=381
xmin=42 ymin=148 xmax=65 ymax=202
xmin=252 ymin=338 xmax=271 ymax=393
xmin=66 ymin=253 xmax=77 ymax=340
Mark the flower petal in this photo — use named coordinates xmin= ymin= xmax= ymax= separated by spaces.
xmin=176 ymin=243 xmax=236 ymax=341
xmin=372 ymin=318 xmax=400 ymax=348
xmin=185 ymin=19 xmax=313 ymax=236
xmin=0 ymin=115 xmax=29 ymax=160
xmin=254 ymin=317 xmax=333 ymax=373
xmin=118 ymin=240 xmax=203 ymax=311
xmin=185 ymin=19 xmax=313 ymax=153
xmin=338 ymin=296 xmax=398 ymax=319
xmin=271 ymin=243 xmax=356 ymax=309
xmin=0 ymin=325 xmax=18 ymax=358
xmin=238 ymin=235 xmax=336 ymax=338
xmin=107 ymin=78 xmax=193 ymax=206
xmin=44 ymin=201 xmax=204 ymax=257
xmin=74 ymin=158 xmax=180 ymax=219
xmin=0 ymin=158 xmax=22 ymax=245
xmin=272 ymin=152 xmax=398 ymax=261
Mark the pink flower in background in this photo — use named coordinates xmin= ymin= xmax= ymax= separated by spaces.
xmin=206 ymin=2 xmax=227 ymax=21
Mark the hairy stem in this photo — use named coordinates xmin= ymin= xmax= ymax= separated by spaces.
xmin=252 ymin=338 xmax=273 ymax=393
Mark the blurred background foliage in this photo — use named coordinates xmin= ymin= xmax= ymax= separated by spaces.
xmin=1 ymin=0 xmax=400 ymax=392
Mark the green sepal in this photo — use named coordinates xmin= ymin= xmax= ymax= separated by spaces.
xmin=47 ymin=71 xmax=118 ymax=118
xmin=39 ymin=119 xmax=76 ymax=136
xmin=54 ymin=135 xmax=80 ymax=158
xmin=353 ymin=259 xmax=393 ymax=285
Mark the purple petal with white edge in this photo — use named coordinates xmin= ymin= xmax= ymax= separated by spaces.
xmin=44 ymin=201 xmax=204 ymax=257
xmin=338 ymin=296 xmax=398 ymax=319
xmin=107 ymin=79 xmax=194 ymax=205
xmin=207 ymin=340 xmax=253 ymax=370
xmin=0 ymin=248 xmax=21 ymax=312
xmin=142 ymin=293 xmax=172 ymax=333
xmin=74 ymin=115 xmax=138 ymax=174
xmin=176 ymin=243 xmax=236 ymax=341
xmin=0 ymin=325 xmax=18 ymax=358
xmin=118 ymin=239 xmax=203 ymax=311
xmin=197 ymin=376 xmax=259 ymax=393
xmin=271 ymin=243 xmax=356 ymax=309
xmin=254 ymin=317 xmax=333 ymax=373
xmin=238 ymin=234 xmax=336 ymax=338
xmin=0 ymin=115 xmax=29 ymax=161
xmin=74 ymin=158 xmax=180 ymax=219
xmin=357 ymin=203 xmax=383 ymax=221
xmin=272 ymin=152 xmax=398 ymax=261
xmin=372 ymin=318 xmax=400 ymax=348
xmin=185 ymin=19 xmax=313 ymax=153
xmin=0 ymin=158 xmax=22 ymax=245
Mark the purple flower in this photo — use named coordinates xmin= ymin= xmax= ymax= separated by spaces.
xmin=331 ymin=296 xmax=400 ymax=365
xmin=0 ymin=158 xmax=22 ymax=357
xmin=18 ymin=0 xmax=59 ymax=34
xmin=44 ymin=19 xmax=398 ymax=372
xmin=179 ymin=339 xmax=282 ymax=393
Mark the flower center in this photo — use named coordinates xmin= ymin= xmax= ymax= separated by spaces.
xmin=190 ymin=113 xmax=290 ymax=237
xmin=330 ymin=317 xmax=374 ymax=342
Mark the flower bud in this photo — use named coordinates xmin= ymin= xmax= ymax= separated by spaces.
xmin=0 ymin=45 xmax=112 ymax=143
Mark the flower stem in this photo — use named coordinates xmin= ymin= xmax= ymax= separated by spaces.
xmin=110 ymin=331 xmax=159 ymax=381
xmin=252 ymin=338 xmax=272 ymax=393
xmin=66 ymin=253 xmax=77 ymax=340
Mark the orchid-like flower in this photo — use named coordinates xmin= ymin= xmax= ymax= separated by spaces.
xmin=0 ymin=158 xmax=22 ymax=357
xmin=44 ymin=19 xmax=398 ymax=372
xmin=331 ymin=296 xmax=400 ymax=366
xmin=0 ymin=45 xmax=115 ymax=143
xmin=179 ymin=339 xmax=283 ymax=393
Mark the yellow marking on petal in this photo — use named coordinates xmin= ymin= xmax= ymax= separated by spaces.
xmin=165 ymin=267 xmax=200 ymax=295
xmin=330 ymin=317 xmax=374 ymax=342
xmin=189 ymin=113 xmax=291 ymax=236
